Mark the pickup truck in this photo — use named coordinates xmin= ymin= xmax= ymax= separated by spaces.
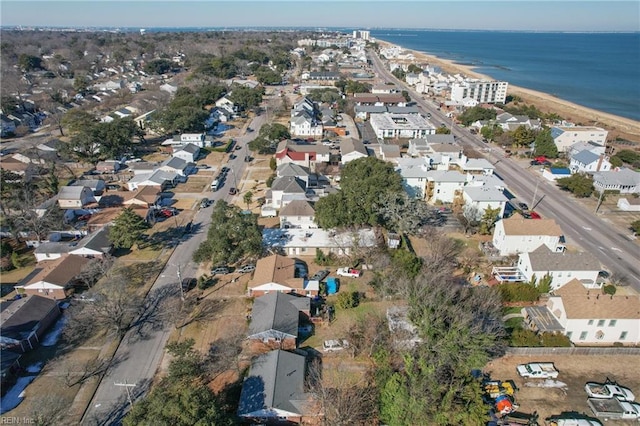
xmin=516 ymin=362 xmax=559 ymax=379
xmin=585 ymin=381 xmax=635 ymax=401
xmin=545 ymin=416 xmax=603 ymax=426
xmin=336 ymin=267 xmax=362 ymax=278
xmin=587 ymin=397 xmax=640 ymax=420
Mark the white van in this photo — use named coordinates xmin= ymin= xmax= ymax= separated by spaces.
xmin=211 ymin=179 xmax=220 ymax=191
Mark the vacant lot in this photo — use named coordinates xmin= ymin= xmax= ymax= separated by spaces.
xmin=485 ymin=353 xmax=640 ymax=423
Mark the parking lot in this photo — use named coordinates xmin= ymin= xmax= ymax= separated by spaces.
xmin=485 ymin=353 xmax=640 ymax=423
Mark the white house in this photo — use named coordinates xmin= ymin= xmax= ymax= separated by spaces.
xmin=290 ymin=113 xmax=323 ymax=137
xmin=524 ymin=279 xmax=640 ymax=345
xmin=215 ymin=95 xmax=236 ymax=116
xmin=516 ymin=245 xmax=601 ymax=290
xmin=57 ymin=186 xmax=95 ymax=209
xmin=379 ymin=144 xmax=401 ymax=163
xmin=279 ymin=200 xmax=316 ymax=229
xmin=551 ymin=126 xmax=608 ymax=153
xmin=593 ymin=168 xmax=640 ymax=194
xmin=462 ymin=158 xmax=495 ymax=176
xmin=407 ymin=139 xmax=430 ymax=157
xmin=275 ymin=141 xmax=330 ymax=171
xmin=370 ymin=113 xmax=435 ymax=140
xmin=462 ymin=186 xmax=507 ymax=220
xmin=159 ymin=157 xmax=193 ymax=177
xmin=276 ymin=163 xmax=311 ymax=188
xmin=425 ymin=170 xmax=466 ymax=204
xmin=569 ymin=150 xmax=611 ymax=174
xmin=396 ymin=157 xmax=430 ymax=199
xmin=172 ymin=143 xmax=200 ymax=163
xmin=262 ymin=228 xmax=377 ymax=257
xmin=492 ymin=217 xmax=565 ymax=256
xmin=127 ymin=170 xmax=177 ymax=191
xmin=340 ymin=139 xmax=368 ymax=164
xmin=267 ymin=176 xmax=307 ymax=209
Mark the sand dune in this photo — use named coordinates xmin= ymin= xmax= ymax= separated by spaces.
xmin=375 ymin=40 xmax=640 ymax=141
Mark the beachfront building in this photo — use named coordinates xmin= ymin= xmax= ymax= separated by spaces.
xmin=550 ymin=126 xmax=608 ymax=153
xmin=370 ymin=113 xmax=436 ymax=140
xmin=450 ymin=80 xmax=508 ymax=104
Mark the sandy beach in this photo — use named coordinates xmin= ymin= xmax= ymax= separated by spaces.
xmin=375 ymin=39 xmax=640 ymax=142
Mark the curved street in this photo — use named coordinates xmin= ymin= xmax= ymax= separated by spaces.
xmin=368 ymin=49 xmax=640 ymax=291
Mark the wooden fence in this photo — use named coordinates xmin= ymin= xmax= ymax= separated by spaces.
xmin=506 ymin=346 xmax=640 ymax=356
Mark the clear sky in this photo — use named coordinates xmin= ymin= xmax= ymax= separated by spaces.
xmin=1 ymin=1 xmax=639 ymax=32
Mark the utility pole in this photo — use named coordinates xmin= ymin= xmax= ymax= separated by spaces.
xmin=531 ymin=179 xmax=541 ymax=208
xmin=176 ymin=264 xmax=184 ymax=301
xmin=595 ymin=189 xmax=605 ymax=214
xmin=114 ymin=381 xmax=136 ymax=409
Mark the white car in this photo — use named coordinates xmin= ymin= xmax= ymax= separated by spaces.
xmin=323 ymin=339 xmax=349 ymax=352
xmin=585 ymin=382 xmax=635 ymax=401
xmin=336 ymin=267 xmax=362 ymax=278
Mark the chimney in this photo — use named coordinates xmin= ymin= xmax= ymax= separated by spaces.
xmin=596 ymin=154 xmax=605 ymax=172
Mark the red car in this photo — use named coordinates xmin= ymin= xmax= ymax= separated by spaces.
xmin=158 ymin=208 xmax=176 ymax=218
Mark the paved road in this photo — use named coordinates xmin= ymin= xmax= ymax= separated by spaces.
xmin=82 ymin=117 xmax=263 ymax=425
xmin=369 ymin=50 xmax=640 ymax=291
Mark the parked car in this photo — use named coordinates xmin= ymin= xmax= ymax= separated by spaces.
xmin=235 ymin=145 xmax=242 ymax=150
xmin=246 ymin=127 xmax=253 ymax=132
xmin=221 ymin=166 xmax=229 ymax=174
xmin=336 ymin=267 xmax=362 ymax=278
xmin=181 ymin=278 xmax=196 ymax=292
xmin=310 ymin=270 xmax=330 ymax=281
xmin=157 ymin=208 xmax=176 ymax=218
xmin=585 ymin=381 xmax=635 ymax=401
xmin=237 ymin=264 xmax=256 ymax=274
xmin=323 ymin=339 xmax=349 ymax=352
xmin=244 ymin=155 xmax=252 ymax=163
xmin=517 ymin=362 xmax=559 ymax=379
xmin=211 ymin=266 xmax=230 ymax=275
xmin=200 ymin=198 xmax=211 ymax=209
xmin=106 ymin=184 xmax=121 ymax=190
xmin=228 ymin=187 xmax=237 ymax=195
xmin=517 ymin=202 xmax=529 ymax=211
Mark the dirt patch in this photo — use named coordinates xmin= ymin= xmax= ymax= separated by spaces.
xmin=208 ymin=369 xmax=240 ymax=395
xmin=173 ymin=177 xmax=209 ymax=193
xmin=485 ymin=354 xmax=640 ymax=422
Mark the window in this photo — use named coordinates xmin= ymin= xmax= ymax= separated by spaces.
xmin=620 ymin=331 xmax=628 ymax=340
xmin=588 ymin=320 xmax=594 ymax=325
xmin=579 ymin=331 xmax=588 ymax=340
xmin=609 ymin=320 xmax=617 ymax=327
xmin=597 ymin=320 xmax=605 ymax=327
xmin=565 ymin=331 xmax=572 ymax=339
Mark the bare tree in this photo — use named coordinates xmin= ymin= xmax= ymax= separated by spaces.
xmin=30 ymin=394 xmax=69 ymax=426
xmin=77 ymin=255 xmax=115 ymax=288
xmin=307 ymin=358 xmax=379 ymax=426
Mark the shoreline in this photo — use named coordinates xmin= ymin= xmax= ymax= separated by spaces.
xmin=374 ymin=38 xmax=640 ymax=141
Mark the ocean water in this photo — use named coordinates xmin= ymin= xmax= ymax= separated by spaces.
xmin=369 ymin=30 xmax=640 ymax=122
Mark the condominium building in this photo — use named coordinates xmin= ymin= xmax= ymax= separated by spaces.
xmin=450 ymin=80 xmax=508 ymax=104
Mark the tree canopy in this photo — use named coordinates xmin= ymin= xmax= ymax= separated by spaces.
xmin=248 ymin=123 xmax=290 ymax=154
xmin=315 ymin=157 xmax=403 ymax=228
xmin=108 ymin=207 xmax=150 ymax=249
xmin=61 ymin=116 xmax=143 ymax=162
xmin=458 ymin=106 xmax=497 ymax=126
xmin=144 ymin=58 xmax=175 ymax=75
xmin=556 ymin=173 xmax=594 ymax=198
xmin=533 ymin=128 xmax=559 ymax=158
xmin=228 ymin=85 xmax=264 ymax=111
xmin=193 ymin=200 xmax=262 ymax=265
xmin=254 ymin=66 xmax=282 ymax=85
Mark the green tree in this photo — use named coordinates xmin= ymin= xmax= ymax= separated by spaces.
xmin=18 ymin=54 xmax=44 ymax=71
xmin=481 ymin=124 xmax=503 ymax=141
xmin=391 ymin=68 xmax=406 ymax=81
xmin=259 ymin=122 xmax=290 ymax=141
xmin=344 ymin=80 xmax=371 ymax=94
xmin=254 ymin=66 xmax=282 ymax=85
xmin=193 ymin=201 xmax=262 ymax=265
xmin=243 ymin=191 xmax=253 ymax=210
xmin=478 ymin=206 xmax=501 ymax=235
xmin=335 ymin=291 xmax=360 ymax=309
xmin=631 ymin=219 xmax=640 ymax=235
xmin=109 ymin=207 xmax=150 ymax=249
xmin=315 ymin=157 xmax=403 ymax=228
xmin=536 ymin=274 xmax=553 ymax=294
xmin=533 ymin=128 xmax=558 ymax=158
xmin=556 ymin=174 xmax=594 ymax=198
xmin=61 ymin=109 xmax=98 ymax=135
xmin=228 ymin=85 xmax=263 ymax=111
xmin=144 ymin=58 xmax=175 ymax=75
xmin=458 ymin=106 xmax=497 ymax=126
xmin=511 ymin=125 xmax=536 ymax=147
xmin=612 ymin=149 xmax=640 ymax=168
xmin=609 ymin=156 xmax=623 ymax=168
xmin=73 ymin=75 xmax=89 ymax=94
xmin=208 ymin=56 xmax=238 ymax=78
xmin=407 ymin=64 xmax=423 ymax=74
xmin=603 ymin=284 xmax=617 ymax=295
xmin=269 ymin=157 xmax=277 ymax=171
xmin=435 ymin=126 xmax=451 ymax=135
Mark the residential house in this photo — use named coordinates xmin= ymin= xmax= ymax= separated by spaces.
xmin=16 ymin=255 xmax=90 ymax=299
xmin=34 ymin=228 xmax=113 ymax=261
xmin=523 ymin=279 xmax=640 ymax=345
xmin=262 ymin=228 xmax=377 ymax=258
xmin=425 ymin=170 xmax=466 ymax=204
xmin=279 ymin=200 xmax=316 ymax=229
xmin=395 ymin=157 xmax=430 ymax=198
xmin=159 ymin=83 xmax=178 ymax=96
xmin=215 ymin=95 xmax=237 ymax=116
xmin=462 ymin=158 xmax=495 ymax=176
xmin=275 ymin=141 xmax=330 ymax=172
xmin=276 ymin=163 xmax=311 ymax=188
xmin=290 ymin=113 xmax=323 ymax=138
xmin=238 ymin=350 xmax=317 ymax=423
xmin=127 ymin=170 xmax=177 ymax=191
xmin=495 ymin=112 xmax=541 ymax=131
xmin=570 ymin=150 xmax=611 ymax=174
xmin=340 ymin=138 xmax=368 ymax=164
xmin=369 ymin=113 xmax=435 ymax=140
xmin=593 ymin=168 xmax=640 ymax=194
xmin=267 ymin=176 xmax=308 ymax=210
xmin=462 ymin=186 xmax=508 ymax=220
xmin=379 ymin=144 xmax=401 ymax=163
xmin=70 ymin=179 xmax=106 ymax=196
xmin=247 ymin=254 xmax=312 ymax=297
xmin=517 ymin=245 xmax=601 ymax=290
xmin=123 ymin=186 xmax=161 ymax=209
xmin=57 ymin=186 xmax=95 ymax=209
xmin=0 ymin=295 xmax=61 ymax=352
xmin=568 ymin=141 xmax=607 ymax=157
xmin=407 ymin=139 xmax=430 ymax=157
xmin=159 ymin=156 xmax=193 ymax=177
xmin=95 ymin=160 xmax=121 ymax=174
xmin=551 ymin=126 xmax=608 ymax=153
xmin=248 ymin=292 xmax=310 ymax=350
xmin=172 ymin=143 xmax=200 ymax=163
xmin=127 ymin=162 xmax=160 ymax=175
xmin=1 ymin=114 xmax=17 ymax=136
xmin=492 ymin=217 xmax=565 ymax=256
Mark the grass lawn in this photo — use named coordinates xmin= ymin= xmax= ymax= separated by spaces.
xmin=502 ymin=306 xmax=524 ymax=316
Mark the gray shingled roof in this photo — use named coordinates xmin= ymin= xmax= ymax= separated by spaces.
xmin=425 ymin=134 xmax=456 ymax=144
xmin=238 ymin=349 xmax=309 ymax=417
xmin=528 ymin=245 xmax=601 ymax=272
xmin=271 ymin=176 xmax=307 ymax=193
xmin=571 ymin=150 xmax=599 ymax=165
xmin=593 ymin=168 xmax=640 ymax=187
xmin=0 ymin=295 xmax=60 ymax=342
xmin=277 ymin=163 xmax=310 ymax=178
xmin=279 ymin=200 xmax=315 ymax=217
xmin=248 ymin=292 xmax=309 ymax=338
xmin=463 ymin=186 xmax=508 ymax=202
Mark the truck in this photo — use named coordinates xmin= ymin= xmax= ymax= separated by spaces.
xmin=587 ymin=398 xmax=640 ymax=420
xmin=516 ymin=362 xmax=559 ymax=379
xmin=585 ymin=380 xmax=635 ymax=401
xmin=336 ymin=267 xmax=362 ymax=278
xmin=545 ymin=416 xmax=602 ymax=426
xmin=210 ymin=178 xmax=221 ymax=191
